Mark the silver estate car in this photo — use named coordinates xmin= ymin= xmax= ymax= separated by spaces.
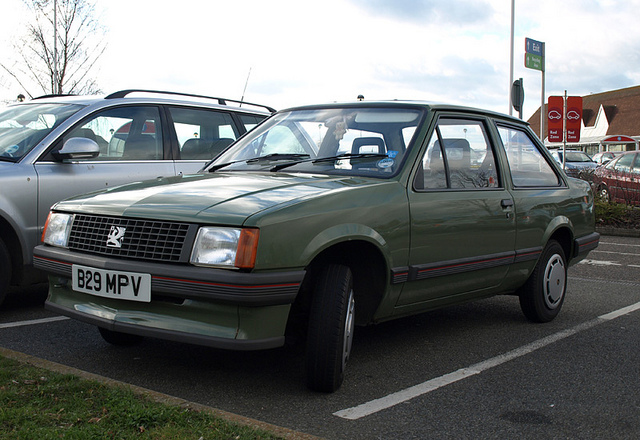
xmin=0 ymin=90 xmax=273 ymax=305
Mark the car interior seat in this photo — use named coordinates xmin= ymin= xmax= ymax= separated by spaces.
xmin=122 ymin=133 xmax=158 ymax=160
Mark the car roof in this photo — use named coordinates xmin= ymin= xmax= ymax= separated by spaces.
xmin=278 ymin=100 xmax=525 ymax=124
xmin=615 ymin=151 xmax=638 ymax=157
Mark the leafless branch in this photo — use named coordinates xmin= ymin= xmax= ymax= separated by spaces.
xmin=3 ymin=0 xmax=107 ymax=97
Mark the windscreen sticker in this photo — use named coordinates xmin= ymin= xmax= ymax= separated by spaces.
xmin=5 ymin=145 xmax=19 ymax=154
xmin=377 ymin=158 xmax=395 ymax=169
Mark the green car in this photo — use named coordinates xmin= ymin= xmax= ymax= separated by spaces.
xmin=33 ymin=102 xmax=599 ymax=392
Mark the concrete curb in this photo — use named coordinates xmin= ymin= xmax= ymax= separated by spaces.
xmin=0 ymin=346 xmax=322 ymax=440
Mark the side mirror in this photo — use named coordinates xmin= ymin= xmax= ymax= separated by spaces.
xmin=54 ymin=137 xmax=100 ymax=161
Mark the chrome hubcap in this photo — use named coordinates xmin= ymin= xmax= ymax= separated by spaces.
xmin=342 ymin=289 xmax=355 ymax=371
xmin=543 ymin=254 xmax=566 ymax=309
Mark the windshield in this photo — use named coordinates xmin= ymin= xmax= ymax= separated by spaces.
xmin=560 ymin=151 xmax=593 ymax=163
xmin=207 ymin=106 xmax=424 ymax=177
xmin=0 ymin=103 xmax=84 ymax=161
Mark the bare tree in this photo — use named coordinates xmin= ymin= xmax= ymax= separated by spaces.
xmin=1 ymin=0 xmax=107 ymax=98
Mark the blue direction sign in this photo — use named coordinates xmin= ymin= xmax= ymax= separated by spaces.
xmin=525 ymin=38 xmax=544 ymax=56
xmin=525 ymin=37 xmax=545 ymax=71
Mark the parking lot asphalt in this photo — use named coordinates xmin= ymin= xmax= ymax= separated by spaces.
xmin=2 ymin=234 xmax=640 ymax=439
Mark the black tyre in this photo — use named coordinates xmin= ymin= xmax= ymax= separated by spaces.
xmin=519 ymin=240 xmax=567 ymax=323
xmin=0 ymin=238 xmax=11 ymax=306
xmin=98 ymin=327 xmax=143 ymax=346
xmin=305 ymin=264 xmax=355 ymax=393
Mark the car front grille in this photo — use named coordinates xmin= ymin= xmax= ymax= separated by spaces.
xmin=68 ymin=214 xmax=196 ymax=263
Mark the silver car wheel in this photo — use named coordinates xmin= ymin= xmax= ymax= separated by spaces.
xmin=543 ymin=253 xmax=566 ymax=310
xmin=342 ymin=289 xmax=355 ymax=371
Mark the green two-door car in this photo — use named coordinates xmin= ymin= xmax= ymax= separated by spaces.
xmin=33 ymin=101 xmax=599 ymax=392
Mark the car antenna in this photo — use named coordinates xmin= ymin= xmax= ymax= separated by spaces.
xmin=240 ymin=67 xmax=252 ymax=107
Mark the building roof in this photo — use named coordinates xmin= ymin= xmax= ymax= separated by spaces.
xmin=527 ymin=85 xmax=640 ymax=143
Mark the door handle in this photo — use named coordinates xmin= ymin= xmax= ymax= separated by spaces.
xmin=501 ymin=199 xmax=514 ymax=208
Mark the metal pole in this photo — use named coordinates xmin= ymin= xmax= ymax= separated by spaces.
xmin=562 ymin=90 xmax=567 ymax=170
xmin=509 ymin=0 xmax=515 ymax=115
xmin=53 ymin=0 xmax=58 ymax=94
xmin=540 ymin=42 xmax=545 ymax=141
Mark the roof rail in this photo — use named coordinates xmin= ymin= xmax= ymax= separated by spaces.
xmin=104 ymin=89 xmax=276 ymax=113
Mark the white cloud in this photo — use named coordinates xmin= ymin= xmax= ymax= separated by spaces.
xmin=1 ymin=0 xmax=639 ymax=120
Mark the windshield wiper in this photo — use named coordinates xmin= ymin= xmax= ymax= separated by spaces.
xmin=247 ymin=153 xmax=310 ymax=163
xmin=208 ymin=153 xmax=310 ymax=172
xmin=270 ymin=153 xmax=389 ymax=172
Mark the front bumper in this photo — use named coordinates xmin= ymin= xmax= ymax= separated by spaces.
xmin=34 ymin=245 xmax=305 ymax=350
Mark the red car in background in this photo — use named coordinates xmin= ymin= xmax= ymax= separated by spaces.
xmin=593 ymin=151 xmax=640 ymax=205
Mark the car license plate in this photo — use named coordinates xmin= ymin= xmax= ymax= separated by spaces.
xmin=72 ymin=264 xmax=151 ymax=302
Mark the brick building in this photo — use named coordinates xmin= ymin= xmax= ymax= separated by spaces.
xmin=527 ymin=85 xmax=640 ymax=155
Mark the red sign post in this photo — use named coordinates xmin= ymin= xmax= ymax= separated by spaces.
xmin=565 ymin=96 xmax=583 ymax=142
xmin=547 ymin=96 xmax=564 ymax=142
xmin=547 ymin=95 xmax=582 ymax=143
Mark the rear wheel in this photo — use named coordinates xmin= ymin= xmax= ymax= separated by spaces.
xmin=305 ymin=264 xmax=355 ymax=393
xmin=98 ymin=327 xmax=143 ymax=346
xmin=598 ymin=185 xmax=610 ymax=203
xmin=0 ymin=238 xmax=11 ymax=306
xmin=519 ymin=240 xmax=567 ymax=323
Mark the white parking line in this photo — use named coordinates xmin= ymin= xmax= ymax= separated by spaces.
xmin=334 ymin=300 xmax=640 ymax=420
xmin=591 ymin=250 xmax=640 ymax=257
xmin=0 ymin=316 xmax=69 ymax=329
xmin=599 ymin=242 xmax=640 ymax=248
xmin=578 ymin=259 xmax=622 ymax=266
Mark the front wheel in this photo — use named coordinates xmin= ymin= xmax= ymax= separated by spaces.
xmin=519 ymin=240 xmax=567 ymax=323
xmin=305 ymin=264 xmax=355 ymax=393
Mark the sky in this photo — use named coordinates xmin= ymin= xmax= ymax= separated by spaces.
xmin=1 ymin=0 xmax=639 ymax=121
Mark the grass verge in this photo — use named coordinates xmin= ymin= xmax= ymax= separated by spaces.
xmin=0 ymin=355 xmax=283 ymax=439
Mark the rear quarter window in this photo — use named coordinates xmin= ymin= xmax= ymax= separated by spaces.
xmin=497 ymin=125 xmax=560 ymax=187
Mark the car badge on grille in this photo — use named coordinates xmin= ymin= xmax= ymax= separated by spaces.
xmin=107 ymin=226 xmax=126 ymax=248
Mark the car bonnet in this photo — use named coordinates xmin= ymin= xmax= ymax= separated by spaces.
xmin=52 ymin=172 xmax=355 ymax=225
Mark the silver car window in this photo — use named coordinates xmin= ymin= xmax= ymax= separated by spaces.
xmin=0 ymin=103 xmax=84 ymax=161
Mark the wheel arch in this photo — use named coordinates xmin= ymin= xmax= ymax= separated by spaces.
xmin=298 ymin=239 xmax=388 ymax=327
xmin=0 ymin=214 xmax=24 ymax=285
xmin=546 ymin=224 xmax=573 ymax=262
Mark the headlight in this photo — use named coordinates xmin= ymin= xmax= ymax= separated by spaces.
xmin=42 ymin=212 xmax=74 ymax=247
xmin=190 ymin=227 xmax=259 ymax=269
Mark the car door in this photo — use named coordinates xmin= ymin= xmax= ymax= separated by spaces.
xmin=34 ymin=105 xmax=175 ymax=234
xmin=607 ymin=153 xmax=635 ymax=203
xmin=400 ymin=116 xmax=516 ymax=308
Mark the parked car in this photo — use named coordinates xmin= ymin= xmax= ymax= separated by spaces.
xmin=34 ymin=101 xmax=599 ymax=392
xmin=592 ymin=151 xmax=623 ymax=166
xmin=0 ymin=89 xmax=274 ymax=305
xmin=549 ymin=149 xmax=597 ymax=178
xmin=592 ymin=150 xmax=640 ymax=205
